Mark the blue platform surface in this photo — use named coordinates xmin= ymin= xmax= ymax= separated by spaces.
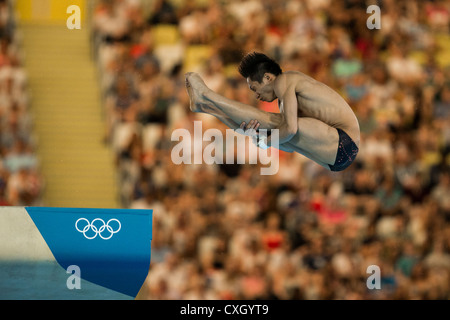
xmin=0 ymin=260 xmax=132 ymax=300
xmin=0 ymin=207 xmax=153 ymax=299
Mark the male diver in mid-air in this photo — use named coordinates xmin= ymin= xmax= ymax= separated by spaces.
xmin=185 ymin=52 xmax=360 ymax=171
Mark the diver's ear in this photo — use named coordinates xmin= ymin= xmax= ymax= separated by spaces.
xmin=263 ymin=73 xmax=276 ymax=84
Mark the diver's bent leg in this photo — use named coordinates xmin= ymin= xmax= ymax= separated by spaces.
xmin=204 ymin=109 xmax=242 ymax=130
xmin=186 ymin=72 xmax=283 ymax=130
xmin=285 ymin=117 xmax=340 ymax=166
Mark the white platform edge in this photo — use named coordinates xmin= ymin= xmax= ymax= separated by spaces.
xmin=0 ymin=206 xmax=55 ymax=261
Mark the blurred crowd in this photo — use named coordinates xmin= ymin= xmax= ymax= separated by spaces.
xmin=93 ymin=0 xmax=449 ymax=300
xmin=0 ymin=0 xmax=43 ymax=207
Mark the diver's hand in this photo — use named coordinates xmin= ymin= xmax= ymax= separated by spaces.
xmin=236 ymin=119 xmax=260 ymax=137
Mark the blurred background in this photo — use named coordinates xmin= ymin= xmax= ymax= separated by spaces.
xmin=1 ymin=0 xmax=449 ymax=299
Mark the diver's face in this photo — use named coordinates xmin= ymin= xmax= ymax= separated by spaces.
xmin=246 ymin=73 xmax=277 ymax=102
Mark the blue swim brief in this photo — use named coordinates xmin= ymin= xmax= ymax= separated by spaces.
xmin=328 ymin=128 xmax=359 ymax=172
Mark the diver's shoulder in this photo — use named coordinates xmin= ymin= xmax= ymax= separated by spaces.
xmin=278 ymin=71 xmax=316 ymax=93
xmin=281 ymin=71 xmax=316 ymax=83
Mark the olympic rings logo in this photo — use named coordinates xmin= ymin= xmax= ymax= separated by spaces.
xmin=75 ymin=218 xmax=121 ymax=240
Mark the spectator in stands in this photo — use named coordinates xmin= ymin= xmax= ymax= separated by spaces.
xmin=0 ymin=2 xmax=42 ymax=207
xmin=91 ymin=0 xmax=450 ymax=300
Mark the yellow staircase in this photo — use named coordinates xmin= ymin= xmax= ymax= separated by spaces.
xmin=20 ymin=24 xmax=119 ymax=208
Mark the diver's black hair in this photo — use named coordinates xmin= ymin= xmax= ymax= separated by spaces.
xmin=238 ymin=52 xmax=282 ymax=83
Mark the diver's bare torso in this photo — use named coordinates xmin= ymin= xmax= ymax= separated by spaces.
xmin=275 ymin=71 xmax=360 ymax=147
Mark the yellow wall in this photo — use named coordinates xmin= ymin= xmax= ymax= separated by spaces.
xmin=15 ymin=0 xmax=86 ymax=23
